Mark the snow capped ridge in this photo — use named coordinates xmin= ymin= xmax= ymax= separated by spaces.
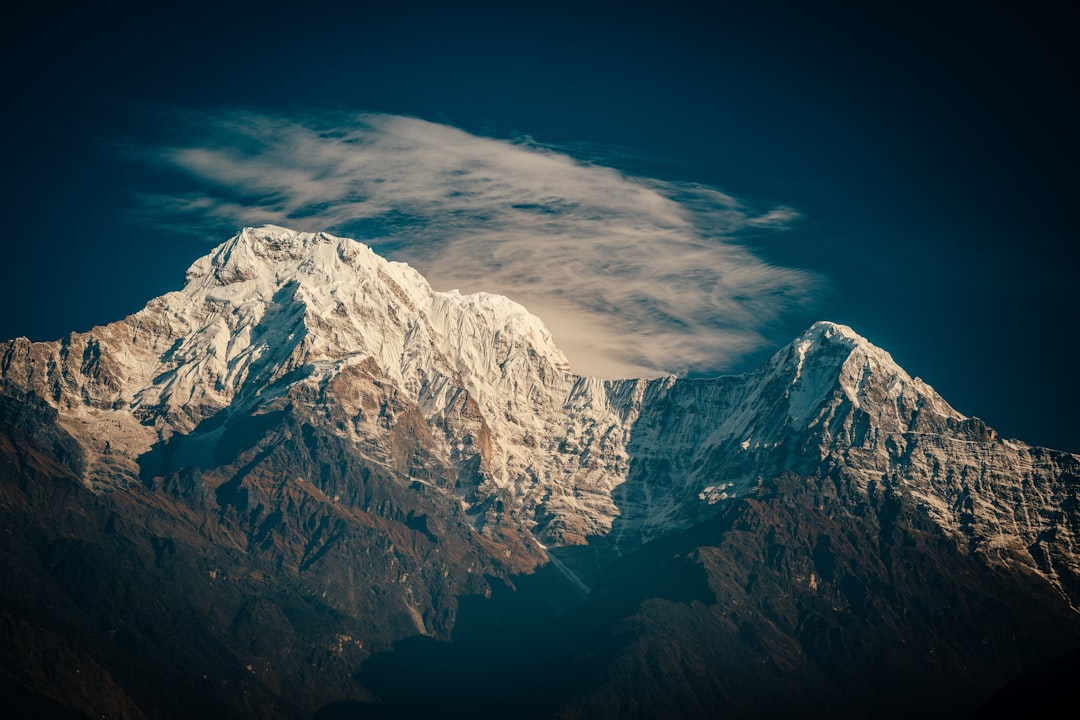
xmin=782 ymin=320 xmax=893 ymax=381
xmin=1 ymin=227 xmax=1077 ymax=605
xmin=802 ymin=319 xmax=866 ymax=340
xmin=0 ymin=225 xmax=581 ymax=497
xmin=230 ymin=226 xmax=555 ymax=341
xmin=184 ymin=225 xmax=424 ymax=300
xmin=602 ymin=318 xmax=981 ymax=543
xmin=801 ymin=319 xmax=864 ymax=342
xmin=760 ymin=319 xmax=964 ymax=428
xmin=175 ymin=225 xmax=568 ymax=375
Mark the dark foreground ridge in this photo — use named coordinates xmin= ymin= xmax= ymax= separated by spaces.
xmin=3 ymin=418 xmax=1077 ymax=719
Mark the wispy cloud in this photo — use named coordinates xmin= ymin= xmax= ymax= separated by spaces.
xmin=132 ymin=110 xmax=820 ymax=378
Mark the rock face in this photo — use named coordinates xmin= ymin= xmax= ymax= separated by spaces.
xmin=1 ymin=226 xmax=1078 ymax=719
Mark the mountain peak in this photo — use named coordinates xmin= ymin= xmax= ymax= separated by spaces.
xmin=183 ymin=225 xmax=393 ymax=289
xmin=789 ymin=321 xmax=887 ymax=364
xmin=742 ymin=319 xmax=965 ymax=437
xmin=801 ymin=319 xmax=865 ymax=343
xmin=787 ymin=320 xmax=898 ymax=376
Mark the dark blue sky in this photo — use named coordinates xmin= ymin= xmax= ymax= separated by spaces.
xmin=3 ymin=1 xmax=1078 ymax=452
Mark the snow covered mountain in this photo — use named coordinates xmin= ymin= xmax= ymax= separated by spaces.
xmin=1 ymin=226 xmax=1078 ymax=718
xmin=607 ymin=320 xmax=1080 ymax=603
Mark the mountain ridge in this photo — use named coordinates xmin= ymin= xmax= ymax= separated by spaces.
xmin=1 ymin=225 xmax=1078 ymax=718
xmin=1 ymin=226 xmax=1076 ymax=579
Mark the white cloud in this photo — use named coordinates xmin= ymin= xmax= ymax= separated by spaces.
xmin=134 ymin=110 xmax=820 ymax=378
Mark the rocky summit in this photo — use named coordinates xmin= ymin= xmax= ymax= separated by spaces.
xmin=1 ymin=226 xmax=1078 ymax=719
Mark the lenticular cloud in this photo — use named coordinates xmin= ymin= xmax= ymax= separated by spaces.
xmin=136 ymin=110 xmax=819 ymax=378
